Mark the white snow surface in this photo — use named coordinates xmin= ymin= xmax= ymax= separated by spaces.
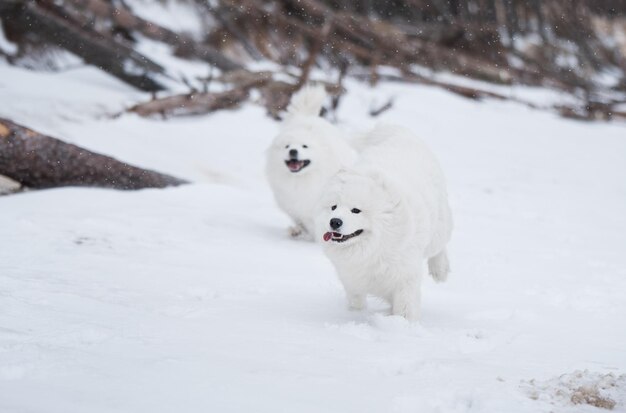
xmin=1 ymin=62 xmax=626 ymax=412
xmin=125 ymin=0 xmax=205 ymax=40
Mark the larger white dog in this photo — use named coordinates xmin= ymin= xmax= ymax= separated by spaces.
xmin=316 ymin=124 xmax=453 ymax=321
xmin=266 ymin=86 xmax=356 ymax=240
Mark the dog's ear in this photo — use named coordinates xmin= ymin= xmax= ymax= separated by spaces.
xmin=285 ymin=85 xmax=327 ymax=120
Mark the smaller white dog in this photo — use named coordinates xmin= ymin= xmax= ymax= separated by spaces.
xmin=316 ymin=124 xmax=453 ymax=321
xmin=266 ymin=86 xmax=356 ymax=240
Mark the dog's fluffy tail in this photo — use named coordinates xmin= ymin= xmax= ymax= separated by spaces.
xmin=286 ymin=85 xmax=326 ymax=118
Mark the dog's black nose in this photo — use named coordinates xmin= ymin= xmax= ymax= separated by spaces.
xmin=330 ymin=218 xmax=343 ymax=230
xmin=289 ymin=149 xmax=298 ymax=158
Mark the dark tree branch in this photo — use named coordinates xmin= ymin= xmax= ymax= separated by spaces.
xmin=128 ymin=88 xmax=250 ymax=118
xmin=0 ymin=0 xmax=167 ymax=91
xmin=0 ymin=118 xmax=187 ymax=191
xmin=66 ymin=0 xmax=243 ymax=71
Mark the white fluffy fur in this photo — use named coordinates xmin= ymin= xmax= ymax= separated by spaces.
xmin=285 ymin=84 xmax=328 ymax=119
xmin=316 ymin=124 xmax=453 ymax=321
xmin=266 ymin=86 xmax=356 ymax=240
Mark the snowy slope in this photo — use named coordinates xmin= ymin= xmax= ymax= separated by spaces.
xmin=1 ymin=62 xmax=626 ymax=413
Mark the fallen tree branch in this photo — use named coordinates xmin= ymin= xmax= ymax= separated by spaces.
xmin=0 ymin=0 xmax=167 ymax=91
xmin=353 ymin=70 xmax=512 ymax=101
xmin=128 ymin=88 xmax=250 ymax=118
xmin=207 ymin=3 xmax=264 ymax=61
xmin=127 ymin=70 xmax=275 ymax=118
xmin=67 ymin=0 xmax=243 ymax=72
xmin=0 ymin=118 xmax=187 ymax=190
xmin=126 ymin=70 xmax=347 ymax=119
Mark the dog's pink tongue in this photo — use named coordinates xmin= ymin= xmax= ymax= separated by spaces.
xmin=323 ymin=232 xmax=332 ymax=242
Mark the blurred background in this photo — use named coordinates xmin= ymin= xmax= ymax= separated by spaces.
xmin=1 ymin=0 xmax=625 ymax=122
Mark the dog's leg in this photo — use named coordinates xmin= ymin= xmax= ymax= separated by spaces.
xmin=288 ymin=221 xmax=312 ymax=240
xmin=346 ymin=292 xmax=367 ymax=311
xmin=428 ymin=249 xmax=450 ymax=283
xmin=391 ymin=279 xmax=421 ymax=321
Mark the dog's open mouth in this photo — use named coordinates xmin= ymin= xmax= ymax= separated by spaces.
xmin=323 ymin=229 xmax=363 ymax=243
xmin=285 ymin=159 xmax=311 ymax=173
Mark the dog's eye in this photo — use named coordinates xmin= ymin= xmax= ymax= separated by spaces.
xmin=351 ymin=208 xmax=361 ymax=214
xmin=302 ymin=145 xmax=308 ymax=148
xmin=285 ymin=145 xmax=290 ymax=149
xmin=331 ymin=205 xmax=337 ymax=211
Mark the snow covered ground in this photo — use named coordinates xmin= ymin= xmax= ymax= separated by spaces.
xmin=1 ymin=62 xmax=626 ymax=412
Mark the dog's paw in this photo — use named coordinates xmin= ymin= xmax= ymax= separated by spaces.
xmin=288 ymin=225 xmax=311 ymax=239
xmin=429 ymin=267 xmax=449 ymax=283
xmin=288 ymin=224 xmax=314 ymax=241
xmin=347 ymin=294 xmax=367 ymax=311
xmin=288 ymin=225 xmax=303 ymax=238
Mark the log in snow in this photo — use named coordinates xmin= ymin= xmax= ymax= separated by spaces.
xmin=128 ymin=88 xmax=250 ymax=118
xmin=0 ymin=118 xmax=188 ymax=191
